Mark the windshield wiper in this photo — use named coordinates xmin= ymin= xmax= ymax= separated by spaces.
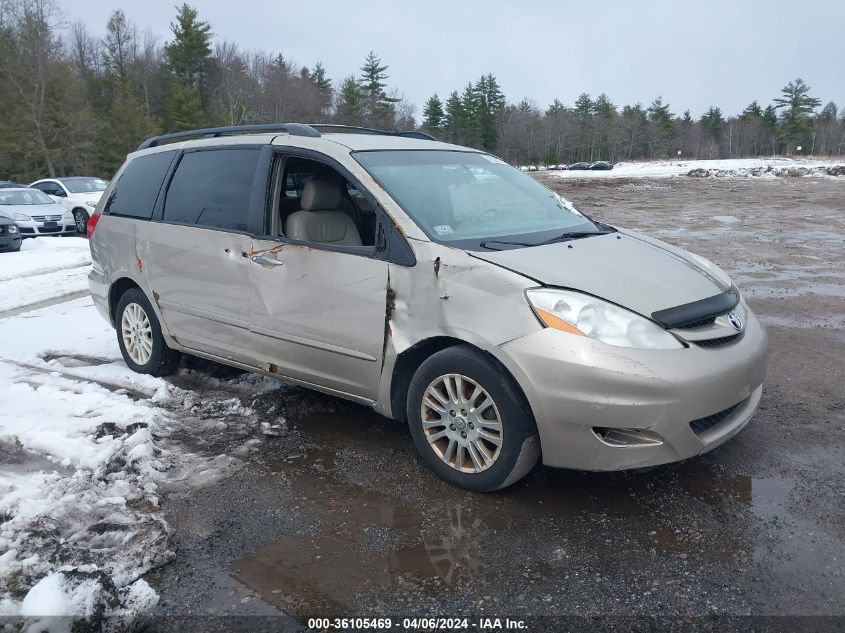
xmin=479 ymin=230 xmax=610 ymax=250
xmin=478 ymin=239 xmax=537 ymax=250
xmin=535 ymin=230 xmax=611 ymax=245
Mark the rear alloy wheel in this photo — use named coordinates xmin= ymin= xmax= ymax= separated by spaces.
xmin=115 ymin=288 xmax=179 ymax=376
xmin=407 ymin=345 xmax=540 ymax=492
xmin=73 ymin=208 xmax=89 ymax=234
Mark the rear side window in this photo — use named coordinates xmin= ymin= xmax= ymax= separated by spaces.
xmin=163 ymin=148 xmax=260 ymax=231
xmin=105 ymin=151 xmax=176 ymax=218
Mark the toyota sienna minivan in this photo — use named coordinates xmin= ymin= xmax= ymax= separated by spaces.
xmin=88 ymin=123 xmax=768 ymax=492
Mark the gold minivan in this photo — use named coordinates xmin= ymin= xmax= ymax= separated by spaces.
xmin=88 ymin=124 xmax=768 ymax=491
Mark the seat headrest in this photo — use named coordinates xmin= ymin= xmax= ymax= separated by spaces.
xmin=302 ymin=179 xmax=341 ymax=211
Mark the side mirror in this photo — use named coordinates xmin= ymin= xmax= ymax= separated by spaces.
xmin=54 ymin=189 xmax=67 ymax=197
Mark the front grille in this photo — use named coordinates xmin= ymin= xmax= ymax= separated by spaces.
xmin=683 ymin=316 xmax=717 ymax=329
xmin=32 ymin=214 xmax=63 ymax=222
xmin=0 ymin=225 xmax=5 ymax=234
xmin=19 ymin=227 xmax=34 ymax=234
xmin=689 ymin=401 xmax=743 ymax=435
xmin=38 ymin=226 xmax=62 ymax=233
xmin=693 ymin=333 xmax=742 ymax=348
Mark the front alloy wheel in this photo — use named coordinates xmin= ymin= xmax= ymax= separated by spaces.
xmin=73 ymin=209 xmax=89 ymax=234
xmin=422 ymin=373 xmax=503 ymax=473
xmin=407 ymin=345 xmax=540 ymax=492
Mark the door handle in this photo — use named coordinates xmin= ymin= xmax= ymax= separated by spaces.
xmin=250 ymin=254 xmax=284 ymax=267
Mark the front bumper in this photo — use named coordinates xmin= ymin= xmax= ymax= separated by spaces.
xmin=0 ymin=231 xmax=22 ymax=250
xmin=16 ymin=217 xmax=77 ymax=236
xmin=498 ymin=306 xmax=768 ymax=471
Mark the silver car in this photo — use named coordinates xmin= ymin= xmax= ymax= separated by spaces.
xmin=0 ymin=188 xmax=76 ymax=237
xmin=88 ymin=124 xmax=768 ymax=491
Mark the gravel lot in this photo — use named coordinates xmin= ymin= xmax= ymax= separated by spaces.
xmin=145 ymin=176 xmax=845 ymax=629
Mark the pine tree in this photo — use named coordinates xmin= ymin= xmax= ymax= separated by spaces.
xmin=741 ymin=100 xmax=763 ymax=120
xmin=574 ymin=93 xmax=593 ymax=119
xmin=647 ymin=97 xmax=676 ymax=157
xmin=476 ymin=74 xmax=504 ymax=151
xmin=422 ymin=94 xmax=445 ymax=131
xmin=165 ymin=4 xmax=212 ymax=90
xmin=774 ymin=78 xmax=821 ymax=152
xmin=337 ymin=76 xmax=364 ymax=124
xmin=444 ymin=91 xmax=464 ymax=144
xmin=312 ymin=62 xmax=332 ymax=117
xmin=103 ymin=10 xmax=133 ymax=81
xmin=700 ymin=106 xmax=724 ymax=140
xmin=358 ymin=51 xmax=397 ymax=126
xmin=168 ymin=82 xmax=205 ymax=130
xmin=164 ymin=4 xmax=212 ymax=129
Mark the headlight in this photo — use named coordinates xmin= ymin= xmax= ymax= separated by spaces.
xmin=85 ymin=200 xmax=98 ymax=208
xmin=7 ymin=224 xmax=19 ymax=234
xmin=11 ymin=212 xmax=31 ymax=221
xmin=63 ymin=210 xmax=73 ymax=218
xmin=526 ymin=288 xmax=684 ymax=349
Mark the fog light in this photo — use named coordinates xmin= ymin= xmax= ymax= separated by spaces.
xmin=593 ymin=427 xmax=664 ymax=447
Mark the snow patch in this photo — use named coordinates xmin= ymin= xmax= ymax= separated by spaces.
xmin=545 ymin=157 xmax=845 ymax=180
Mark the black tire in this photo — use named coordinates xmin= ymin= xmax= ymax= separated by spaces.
xmin=72 ymin=208 xmax=89 ymax=234
xmin=115 ymin=288 xmax=179 ymax=376
xmin=406 ymin=345 xmax=540 ymax=492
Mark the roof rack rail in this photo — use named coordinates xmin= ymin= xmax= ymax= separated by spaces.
xmin=307 ymin=124 xmax=437 ymax=141
xmin=137 ymin=123 xmax=321 ymax=150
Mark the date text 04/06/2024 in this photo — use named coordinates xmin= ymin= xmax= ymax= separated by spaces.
xmin=307 ymin=617 xmax=528 ymax=630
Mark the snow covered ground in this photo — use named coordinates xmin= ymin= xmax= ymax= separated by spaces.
xmin=0 ymin=237 xmax=267 ymax=629
xmin=542 ymin=157 xmax=845 ymax=179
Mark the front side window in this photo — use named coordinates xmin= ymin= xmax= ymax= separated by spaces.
xmin=354 ymin=150 xmax=601 ymax=250
xmin=32 ymin=181 xmax=64 ymax=196
xmin=163 ymin=148 xmax=260 ymax=231
xmin=0 ymin=190 xmax=55 ymax=205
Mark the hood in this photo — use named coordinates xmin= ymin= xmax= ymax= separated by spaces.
xmin=0 ymin=202 xmax=63 ymax=215
xmin=470 ymin=230 xmax=730 ymax=316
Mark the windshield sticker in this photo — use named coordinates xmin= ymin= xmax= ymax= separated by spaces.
xmin=433 ymin=224 xmax=455 ymax=235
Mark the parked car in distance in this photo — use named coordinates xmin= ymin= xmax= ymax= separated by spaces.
xmin=590 ymin=161 xmax=613 ymax=170
xmin=0 ymin=180 xmax=27 ymax=189
xmin=0 ymin=188 xmax=77 ymax=238
xmin=0 ymin=215 xmax=22 ymax=252
xmin=30 ymin=176 xmax=109 ymax=234
xmin=567 ymin=162 xmax=591 ymax=170
xmin=88 ymin=123 xmax=768 ymax=492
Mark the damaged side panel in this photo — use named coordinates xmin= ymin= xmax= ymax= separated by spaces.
xmin=374 ymin=239 xmax=541 ymax=418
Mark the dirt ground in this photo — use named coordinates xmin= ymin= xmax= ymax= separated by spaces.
xmin=145 ymin=176 xmax=845 ymax=630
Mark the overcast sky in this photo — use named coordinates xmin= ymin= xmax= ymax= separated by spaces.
xmin=59 ymin=0 xmax=844 ymax=118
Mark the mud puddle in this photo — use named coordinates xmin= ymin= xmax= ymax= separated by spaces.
xmin=227 ymin=408 xmax=779 ymax=619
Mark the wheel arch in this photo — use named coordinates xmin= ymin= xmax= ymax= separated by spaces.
xmin=389 ymin=336 xmax=536 ymax=431
xmin=108 ymin=277 xmax=143 ymax=325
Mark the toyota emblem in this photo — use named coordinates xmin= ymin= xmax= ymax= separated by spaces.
xmin=728 ymin=311 xmax=743 ymax=331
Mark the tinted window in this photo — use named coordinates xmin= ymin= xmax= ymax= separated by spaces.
xmin=105 ymin=151 xmax=176 ymax=219
xmin=163 ymin=148 xmax=259 ymax=231
xmin=33 ymin=181 xmax=63 ymax=196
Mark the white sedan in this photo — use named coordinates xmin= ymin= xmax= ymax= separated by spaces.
xmin=0 ymin=188 xmax=77 ymax=237
xmin=30 ymin=176 xmax=109 ymax=233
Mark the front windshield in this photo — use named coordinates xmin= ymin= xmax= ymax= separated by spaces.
xmin=0 ymin=190 xmax=55 ymax=205
xmin=62 ymin=178 xmax=109 ymax=193
xmin=354 ymin=150 xmax=599 ymax=248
